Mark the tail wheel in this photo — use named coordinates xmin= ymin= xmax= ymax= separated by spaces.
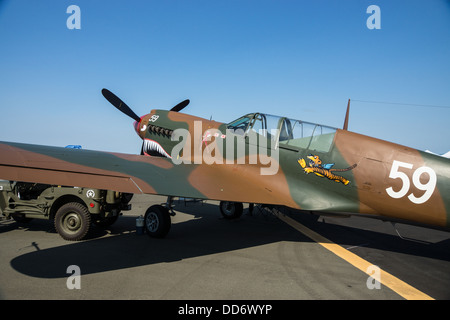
xmin=144 ymin=205 xmax=171 ymax=238
xmin=219 ymin=201 xmax=243 ymax=220
xmin=54 ymin=202 xmax=91 ymax=241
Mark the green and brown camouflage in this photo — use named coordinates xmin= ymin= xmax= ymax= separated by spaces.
xmin=0 ymin=89 xmax=449 ymax=235
xmin=0 ymin=180 xmax=132 ymax=240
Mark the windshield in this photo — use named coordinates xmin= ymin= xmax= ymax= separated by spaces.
xmin=227 ymin=114 xmax=253 ymax=133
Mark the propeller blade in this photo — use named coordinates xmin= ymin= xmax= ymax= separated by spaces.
xmin=170 ymin=99 xmax=190 ymax=112
xmin=102 ymin=88 xmax=141 ymax=122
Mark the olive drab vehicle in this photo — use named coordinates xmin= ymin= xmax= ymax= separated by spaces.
xmin=0 ymin=89 xmax=449 ymax=238
xmin=0 ymin=181 xmax=132 ymax=240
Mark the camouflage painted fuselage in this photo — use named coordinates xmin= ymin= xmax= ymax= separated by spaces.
xmin=0 ymin=109 xmax=449 ymax=229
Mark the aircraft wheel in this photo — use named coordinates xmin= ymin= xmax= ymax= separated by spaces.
xmin=219 ymin=201 xmax=243 ymax=220
xmin=54 ymin=202 xmax=91 ymax=241
xmin=144 ymin=205 xmax=171 ymax=238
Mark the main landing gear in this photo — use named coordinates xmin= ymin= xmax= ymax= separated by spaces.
xmin=143 ymin=196 xmax=175 ymax=238
xmin=143 ymin=197 xmax=250 ymax=238
xmin=219 ymin=201 xmax=244 ymax=219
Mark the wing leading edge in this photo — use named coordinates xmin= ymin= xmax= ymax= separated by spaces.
xmin=0 ymin=141 xmax=300 ymax=208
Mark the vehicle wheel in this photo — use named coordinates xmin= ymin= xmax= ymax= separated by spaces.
xmin=219 ymin=201 xmax=243 ymax=220
xmin=54 ymin=202 xmax=91 ymax=241
xmin=144 ymin=205 xmax=171 ymax=238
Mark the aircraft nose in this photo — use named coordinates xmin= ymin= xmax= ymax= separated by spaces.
xmin=133 ymin=120 xmax=140 ymax=134
xmin=133 ymin=116 xmax=146 ymax=138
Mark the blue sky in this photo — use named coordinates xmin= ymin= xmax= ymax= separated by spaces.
xmin=0 ymin=0 xmax=449 ymax=154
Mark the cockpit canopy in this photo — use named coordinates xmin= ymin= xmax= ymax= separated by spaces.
xmin=227 ymin=113 xmax=337 ymax=153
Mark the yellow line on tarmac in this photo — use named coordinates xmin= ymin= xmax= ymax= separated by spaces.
xmin=275 ymin=212 xmax=434 ymax=300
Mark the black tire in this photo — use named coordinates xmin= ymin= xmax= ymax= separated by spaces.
xmin=144 ymin=205 xmax=171 ymax=238
xmin=54 ymin=202 xmax=91 ymax=241
xmin=219 ymin=201 xmax=243 ymax=220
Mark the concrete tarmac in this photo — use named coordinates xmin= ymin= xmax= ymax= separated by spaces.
xmin=1 ymin=194 xmax=449 ymax=300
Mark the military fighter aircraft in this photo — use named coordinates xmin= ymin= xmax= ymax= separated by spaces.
xmin=0 ymin=89 xmax=449 ymax=238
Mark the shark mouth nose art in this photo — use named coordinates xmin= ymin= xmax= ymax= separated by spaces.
xmin=143 ymin=139 xmax=172 ymax=158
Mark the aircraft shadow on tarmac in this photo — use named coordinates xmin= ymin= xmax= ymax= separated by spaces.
xmin=7 ymin=202 xmax=450 ymax=279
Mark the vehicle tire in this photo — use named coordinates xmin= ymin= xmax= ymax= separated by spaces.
xmin=54 ymin=202 xmax=91 ymax=241
xmin=144 ymin=205 xmax=171 ymax=238
xmin=219 ymin=201 xmax=243 ymax=220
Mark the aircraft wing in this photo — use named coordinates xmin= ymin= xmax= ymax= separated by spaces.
xmin=0 ymin=141 xmax=300 ymax=208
